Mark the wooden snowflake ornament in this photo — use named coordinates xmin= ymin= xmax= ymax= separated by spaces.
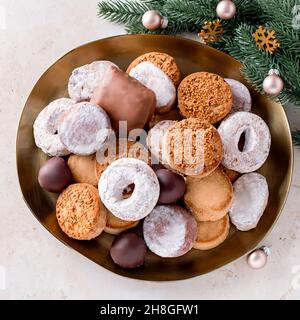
xmin=252 ymin=26 xmax=280 ymax=54
xmin=198 ymin=19 xmax=224 ymax=44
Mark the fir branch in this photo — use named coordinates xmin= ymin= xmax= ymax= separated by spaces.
xmin=98 ymin=0 xmax=164 ymax=25
xmin=163 ymin=0 xmax=219 ymax=33
xmin=266 ymin=21 xmax=300 ymax=55
xmin=276 ymin=50 xmax=300 ymax=92
xmin=224 ymin=24 xmax=273 ymax=65
xmin=292 ymin=130 xmax=300 ymax=146
xmin=256 ymin=0 xmax=299 ymax=24
xmin=279 ymin=89 xmax=300 ymax=108
xmin=234 ymin=0 xmax=265 ymax=25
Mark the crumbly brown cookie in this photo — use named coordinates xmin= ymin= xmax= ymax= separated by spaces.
xmin=193 ymin=214 xmax=230 ymax=250
xmin=56 ymin=183 xmax=107 ymax=240
xmin=104 ymin=211 xmax=139 ymax=235
xmin=127 ymin=52 xmax=181 ymax=86
xmin=67 ymin=154 xmax=98 ymax=187
xmin=178 ymin=72 xmax=232 ymax=124
xmin=184 ymin=167 xmax=233 ymax=222
xmin=163 ymin=118 xmax=223 ymax=178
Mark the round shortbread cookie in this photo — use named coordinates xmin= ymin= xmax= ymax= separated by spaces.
xmin=127 ymin=52 xmax=181 ymax=86
xmin=67 ymin=154 xmax=98 ymax=187
xmin=33 ymin=98 xmax=75 ymax=156
xmin=56 ymin=183 xmax=107 ymax=240
xmin=229 ymin=173 xmax=269 ymax=231
xmin=129 ymin=61 xmax=176 ymax=114
xmin=193 ymin=214 xmax=230 ymax=250
xmin=68 ymin=60 xmax=117 ymax=102
xmin=221 ymin=166 xmax=241 ymax=183
xmin=59 ymin=102 xmax=111 ymax=156
xmin=178 ymin=72 xmax=232 ymax=124
xmin=104 ymin=211 xmax=139 ymax=235
xmin=184 ymin=167 xmax=233 ymax=222
xmin=143 ymin=205 xmax=197 ymax=258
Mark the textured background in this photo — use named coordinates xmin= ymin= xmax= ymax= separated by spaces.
xmin=0 ymin=0 xmax=300 ymax=299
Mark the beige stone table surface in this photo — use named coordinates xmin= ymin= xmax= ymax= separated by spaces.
xmin=0 ymin=0 xmax=300 ymax=300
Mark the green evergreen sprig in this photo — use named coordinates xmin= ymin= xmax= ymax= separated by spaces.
xmin=98 ymin=0 xmax=165 ymax=25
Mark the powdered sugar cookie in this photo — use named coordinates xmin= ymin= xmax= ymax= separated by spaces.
xmin=129 ymin=61 xmax=176 ymax=114
xmin=59 ymin=102 xmax=111 ymax=156
xmin=68 ymin=60 xmax=117 ymax=102
xmin=218 ymin=112 xmax=271 ymax=173
xmin=229 ymin=173 xmax=269 ymax=231
xmin=33 ymin=98 xmax=75 ymax=156
xmin=99 ymin=158 xmax=160 ymax=221
xmin=225 ymin=79 xmax=252 ymax=113
xmin=147 ymin=120 xmax=176 ymax=164
xmin=143 ymin=205 xmax=197 ymax=258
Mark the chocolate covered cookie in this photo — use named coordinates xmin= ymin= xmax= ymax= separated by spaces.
xmin=91 ymin=66 xmax=156 ymax=133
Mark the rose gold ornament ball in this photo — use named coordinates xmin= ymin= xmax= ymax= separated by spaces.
xmin=216 ymin=0 xmax=237 ymax=20
xmin=142 ymin=10 xmax=163 ymax=30
xmin=263 ymin=73 xmax=284 ymax=96
xmin=247 ymin=248 xmax=268 ymax=269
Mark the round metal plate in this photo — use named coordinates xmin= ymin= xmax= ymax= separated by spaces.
xmin=16 ymin=35 xmax=293 ymax=281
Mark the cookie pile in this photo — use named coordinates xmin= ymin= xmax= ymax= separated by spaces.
xmin=33 ymin=52 xmax=271 ymax=269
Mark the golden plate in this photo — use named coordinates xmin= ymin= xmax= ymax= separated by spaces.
xmin=16 ymin=35 xmax=293 ymax=281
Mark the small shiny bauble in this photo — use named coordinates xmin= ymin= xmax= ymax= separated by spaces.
xmin=216 ymin=0 xmax=237 ymax=20
xmin=263 ymin=70 xmax=284 ymax=96
xmin=38 ymin=157 xmax=73 ymax=193
xmin=247 ymin=247 xmax=269 ymax=269
xmin=142 ymin=10 xmax=168 ymax=30
xmin=156 ymin=169 xmax=186 ymax=204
